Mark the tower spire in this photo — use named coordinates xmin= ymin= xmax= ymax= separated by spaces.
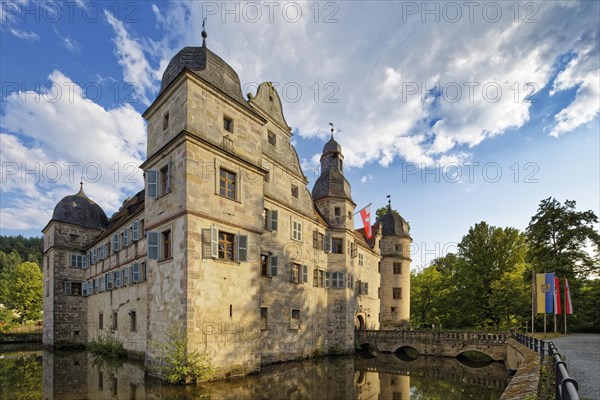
xmin=201 ymin=18 xmax=207 ymax=47
xmin=387 ymin=194 xmax=391 ymax=211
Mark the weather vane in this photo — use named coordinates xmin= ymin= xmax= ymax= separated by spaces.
xmin=387 ymin=194 xmax=391 ymax=210
xmin=329 ymin=122 xmax=334 ymax=139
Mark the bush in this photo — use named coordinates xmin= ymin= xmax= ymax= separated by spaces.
xmin=89 ymin=333 xmax=125 ymax=358
xmin=154 ymin=324 xmax=215 ymax=385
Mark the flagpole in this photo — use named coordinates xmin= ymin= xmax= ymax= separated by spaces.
xmin=353 ymin=202 xmax=372 ymax=216
xmin=564 ymin=278 xmax=568 ymax=335
xmin=531 ymin=269 xmax=535 ymax=333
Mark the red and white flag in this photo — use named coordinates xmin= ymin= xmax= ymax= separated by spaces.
xmin=359 ymin=205 xmax=372 ymax=239
xmin=564 ymin=278 xmax=573 ymax=315
xmin=554 ymin=276 xmax=562 ymax=315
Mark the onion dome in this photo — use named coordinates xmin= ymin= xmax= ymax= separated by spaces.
xmin=379 ymin=209 xmax=410 ymax=237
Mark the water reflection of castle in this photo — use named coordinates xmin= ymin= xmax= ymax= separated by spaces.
xmin=35 ymin=349 xmax=508 ymax=399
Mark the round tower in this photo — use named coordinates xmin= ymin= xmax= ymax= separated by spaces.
xmin=378 ymin=204 xmax=412 ymax=329
xmin=42 ymin=184 xmax=107 ymax=346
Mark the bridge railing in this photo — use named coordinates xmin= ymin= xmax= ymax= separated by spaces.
xmin=356 ymin=330 xmax=509 ymax=343
xmin=515 ymin=333 xmax=580 ymax=400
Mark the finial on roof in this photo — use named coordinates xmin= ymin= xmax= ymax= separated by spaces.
xmin=329 ymin=122 xmax=334 ymax=139
xmin=201 ymin=18 xmax=207 ymax=47
xmin=387 ymin=194 xmax=391 ymax=211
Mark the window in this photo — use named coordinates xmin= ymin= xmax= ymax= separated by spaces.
xmin=358 ymin=253 xmax=364 ymax=266
xmin=219 ymin=168 xmax=236 ymax=200
xmin=130 ymin=311 xmax=137 ymax=332
xmin=261 ymin=254 xmax=269 ymax=277
xmin=290 ymin=308 xmax=300 ymax=329
xmin=147 ymin=162 xmax=170 ymax=198
xmin=334 ymin=207 xmax=341 ymax=216
xmin=391 ymin=306 xmax=397 ymax=313
xmin=263 ymin=209 xmax=278 ymax=231
xmin=361 ymin=281 xmax=369 ymax=295
xmin=64 ymin=281 xmax=82 ymax=296
xmin=347 ymin=273 xmax=354 ymax=289
xmin=291 ymin=184 xmax=299 ymax=198
xmin=91 ymin=249 xmax=97 ymax=264
xmin=99 ymin=244 xmax=105 ymax=260
xmin=289 ymin=263 xmax=307 ymax=284
xmin=132 ymin=263 xmax=141 ymax=283
xmin=313 ymin=231 xmax=324 ymax=250
xmin=163 ymin=112 xmax=169 ymax=130
xmin=204 ymin=226 xmax=248 ymax=262
xmin=313 ymin=269 xmax=325 ymax=287
xmin=223 ymin=116 xmax=234 ymax=133
xmin=292 ymin=220 xmax=302 ymax=241
xmin=351 ymin=242 xmax=357 ymax=258
xmin=123 ymin=266 xmax=130 ymax=286
xmin=393 ymin=287 xmax=402 ymax=299
xmin=106 ymin=272 xmax=114 ymax=290
xmin=70 ymin=254 xmax=86 ymax=269
xmin=160 ymin=163 xmax=171 ymax=196
xmin=330 ymin=272 xmax=344 ymax=288
xmin=260 ymin=307 xmax=268 ymax=330
xmin=325 ymin=272 xmax=330 ymax=288
xmin=115 ymin=271 xmax=121 ymax=288
xmin=332 ymin=238 xmax=343 ymax=254
xmin=219 ymin=232 xmax=235 ymax=261
xmin=123 ymin=229 xmax=129 ymax=248
xmin=112 ymin=312 xmax=118 ymax=331
xmin=267 ymin=131 xmax=276 ymax=146
xmin=99 ymin=313 xmax=103 ymax=330
xmin=393 ymin=263 xmax=402 ymax=274
xmin=110 ymin=376 xmax=118 ymax=396
xmin=162 ymin=230 xmax=172 ymax=260
xmin=94 ymin=279 xmax=100 ymax=294
xmin=112 ymin=234 xmax=120 ymax=253
xmin=132 ymin=220 xmax=140 ymax=241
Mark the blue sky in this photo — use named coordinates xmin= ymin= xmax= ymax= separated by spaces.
xmin=1 ymin=1 xmax=598 ymax=269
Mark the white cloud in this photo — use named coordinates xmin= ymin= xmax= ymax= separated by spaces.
xmin=550 ymin=43 xmax=600 ymax=137
xmin=360 ymin=174 xmax=373 ymax=184
xmin=9 ymin=28 xmax=39 ymax=41
xmin=0 ymin=70 xmax=146 ymax=232
xmin=104 ymin=10 xmax=160 ymax=105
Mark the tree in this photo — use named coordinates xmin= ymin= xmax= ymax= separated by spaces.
xmin=526 ymin=197 xmax=600 ymax=280
xmin=0 ymin=262 xmax=43 ymax=324
xmin=410 ymin=265 xmax=452 ymax=329
xmin=0 ymin=235 xmax=43 ymax=267
xmin=0 ymin=250 xmax=23 ymax=274
xmin=454 ymin=222 xmax=529 ymax=329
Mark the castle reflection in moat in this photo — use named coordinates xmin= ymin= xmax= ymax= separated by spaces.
xmin=0 ymin=345 xmax=508 ymax=400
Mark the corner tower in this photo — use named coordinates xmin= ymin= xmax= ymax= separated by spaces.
xmin=42 ymin=184 xmax=107 ymax=346
xmin=378 ymin=202 xmax=412 ymax=328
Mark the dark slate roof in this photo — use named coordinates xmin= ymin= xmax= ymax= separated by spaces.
xmin=51 ymin=187 xmax=108 ymax=230
xmin=159 ymin=46 xmax=251 ymax=111
xmin=379 ymin=210 xmax=410 ymax=237
xmin=355 ymin=222 xmax=380 ymax=249
xmin=96 ymin=190 xmax=145 ymax=242
xmin=322 ymin=137 xmax=341 ymax=156
xmin=311 ymin=170 xmax=353 ymax=202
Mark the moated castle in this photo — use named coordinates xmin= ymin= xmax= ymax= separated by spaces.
xmin=42 ymin=34 xmax=412 ymax=378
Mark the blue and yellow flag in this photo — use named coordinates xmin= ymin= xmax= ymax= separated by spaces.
xmin=536 ymin=273 xmax=555 ymax=314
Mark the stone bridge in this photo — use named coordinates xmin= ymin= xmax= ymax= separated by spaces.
xmin=355 ymin=330 xmax=509 ymax=361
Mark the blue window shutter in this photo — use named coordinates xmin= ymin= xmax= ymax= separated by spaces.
xmin=210 ymin=226 xmax=218 ymax=258
xmin=302 ymin=265 xmax=308 ymax=283
xmin=147 ymin=169 xmax=158 ymax=198
xmin=147 ymin=232 xmax=159 ymax=260
xmin=270 ymin=256 xmax=278 ymax=277
xmin=324 ymin=234 xmax=331 ymax=253
xmin=237 ymin=234 xmax=248 ymax=262
xmin=132 ymin=220 xmax=139 ymax=241
xmin=271 ymin=210 xmax=278 ymax=231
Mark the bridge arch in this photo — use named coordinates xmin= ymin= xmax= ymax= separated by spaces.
xmin=394 ymin=346 xmax=419 ymax=361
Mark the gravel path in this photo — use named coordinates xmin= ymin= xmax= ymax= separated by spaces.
xmin=550 ymin=334 xmax=600 ymax=400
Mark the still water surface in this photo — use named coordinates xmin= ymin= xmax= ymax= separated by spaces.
xmin=0 ymin=344 xmax=508 ymax=399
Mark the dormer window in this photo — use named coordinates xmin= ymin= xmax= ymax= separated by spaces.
xmin=223 ymin=116 xmax=234 ymax=133
xmin=268 ymin=131 xmax=276 ymax=146
xmin=163 ymin=112 xmax=169 ymax=130
xmin=291 ymin=184 xmax=299 ymax=198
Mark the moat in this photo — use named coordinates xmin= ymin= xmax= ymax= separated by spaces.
xmin=0 ymin=344 xmax=508 ymax=399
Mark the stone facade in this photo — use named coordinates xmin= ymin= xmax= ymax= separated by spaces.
xmin=42 ymin=38 xmax=412 ymax=378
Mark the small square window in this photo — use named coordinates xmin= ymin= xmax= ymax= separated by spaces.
xmin=224 ymin=116 xmax=234 ymax=133
xmin=291 ymin=184 xmax=299 ymax=198
xmin=393 ymin=287 xmax=402 ymax=299
xmin=268 ymin=131 xmax=276 ymax=146
xmin=332 ymin=238 xmax=343 ymax=254
xmin=391 ymin=306 xmax=397 ymax=313
xmin=290 ymin=308 xmax=300 ymax=329
xmin=162 ymin=230 xmax=172 ymax=260
xmin=163 ymin=112 xmax=169 ymax=130
xmin=393 ymin=263 xmax=402 ymax=274
xmin=334 ymin=207 xmax=341 ymax=216
xmin=130 ymin=311 xmax=137 ymax=332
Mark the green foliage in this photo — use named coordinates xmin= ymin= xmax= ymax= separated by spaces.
xmin=154 ymin=324 xmax=215 ymax=385
xmin=89 ymin=333 xmax=125 ymax=358
xmin=0 ymin=307 xmax=18 ymax=332
xmin=375 ymin=206 xmax=400 ymax=221
xmin=526 ymin=197 xmax=600 ymax=280
xmin=0 ymin=353 xmax=42 ymax=400
xmin=538 ymin=357 xmax=555 ymax=400
xmin=0 ymin=236 xmax=43 ymax=268
xmin=411 ymin=222 xmax=530 ymax=330
xmin=0 ymin=261 xmax=43 ymax=324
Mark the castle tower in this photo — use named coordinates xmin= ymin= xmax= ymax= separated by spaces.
xmin=42 ymin=184 xmax=107 ymax=345
xmin=312 ymin=133 xmax=357 ymax=350
xmin=378 ymin=203 xmax=412 ymax=328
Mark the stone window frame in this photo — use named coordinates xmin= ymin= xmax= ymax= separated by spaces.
xmin=70 ymin=254 xmax=87 ymax=269
xmin=260 ymin=307 xmax=268 ymax=330
xmin=223 ymin=115 xmax=234 ymax=133
xmin=331 ymin=237 xmax=344 ymax=254
xmin=290 ymin=308 xmax=301 ymax=330
xmin=267 ymin=131 xmax=276 ymax=146
xmin=146 ymin=160 xmax=171 ymax=199
xmin=393 ymin=262 xmax=402 ymax=274
xmin=291 ymin=219 xmax=303 ymax=242
xmin=393 ymin=287 xmax=402 ymax=299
